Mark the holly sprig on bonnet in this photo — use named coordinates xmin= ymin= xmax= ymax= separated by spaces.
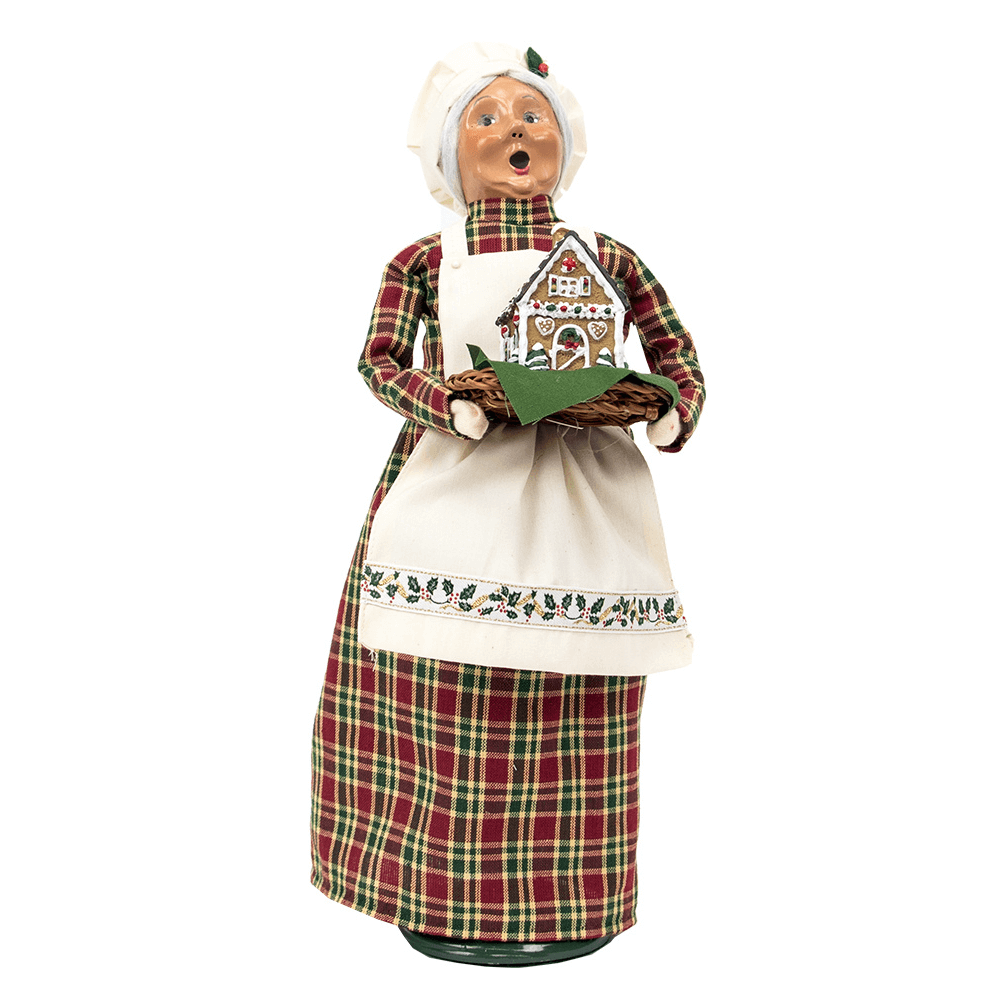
xmin=526 ymin=47 xmax=549 ymax=78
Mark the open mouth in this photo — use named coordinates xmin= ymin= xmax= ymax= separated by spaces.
xmin=509 ymin=150 xmax=530 ymax=174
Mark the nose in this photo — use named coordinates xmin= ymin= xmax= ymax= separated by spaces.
xmin=500 ymin=112 xmax=524 ymax=140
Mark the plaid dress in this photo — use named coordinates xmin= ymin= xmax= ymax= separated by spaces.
xmin=311 ymin=196 xmax=704 ymax=941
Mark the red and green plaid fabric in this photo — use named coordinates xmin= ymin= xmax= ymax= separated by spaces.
xmin=313 ymin=652 xmax=646 ymax=940
xmin=312 ymin=196 xmax=703 ymax=939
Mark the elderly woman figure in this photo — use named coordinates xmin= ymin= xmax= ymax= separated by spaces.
xmin=311 ymin=43 xmax=705 ymax=966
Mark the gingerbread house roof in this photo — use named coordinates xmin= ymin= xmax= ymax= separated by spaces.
xmin=496 ymin=230 xmax=630 ymax=327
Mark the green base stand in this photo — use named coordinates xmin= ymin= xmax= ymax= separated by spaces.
xmin=399 ymin=927 xmax=614 ymax=967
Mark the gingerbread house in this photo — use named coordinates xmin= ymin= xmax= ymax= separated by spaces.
xmin=496 ymin=230 xmax=630 ymax=372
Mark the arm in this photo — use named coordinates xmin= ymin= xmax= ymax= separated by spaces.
xmin=358 ymin=238 xmax=474 ymax=438
xmin=598 ymin=235 xmax=706 ymax=452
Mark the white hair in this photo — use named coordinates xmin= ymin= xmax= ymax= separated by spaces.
xmin=440 ymin=69 xmax=574 ymax=208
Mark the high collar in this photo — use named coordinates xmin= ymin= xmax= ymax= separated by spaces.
xmin=466 ymin=196 xmax=559 ymax=227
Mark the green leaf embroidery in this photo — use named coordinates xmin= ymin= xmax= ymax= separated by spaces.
xmin=363 ymin=565 xmax=682 ymax=633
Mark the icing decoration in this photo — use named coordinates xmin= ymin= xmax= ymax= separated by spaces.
xmin=558 ymin=327 xmax=584 ymax=351
xmin=532 ymin=300 xmax=610 ymax=316
xmin=525 ymin=344 xmax=549 ymax=369
xmin=548 ymin=273 xmax=591 ymax=298
xmin=362 ymin=563 xmax=687 ymax=633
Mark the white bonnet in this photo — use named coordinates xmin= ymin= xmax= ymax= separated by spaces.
xmin=407 ymin=42 xmax=587 ymax=215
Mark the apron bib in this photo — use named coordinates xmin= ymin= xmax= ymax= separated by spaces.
xmin=358 ymin=220 xmax=693 ymax=676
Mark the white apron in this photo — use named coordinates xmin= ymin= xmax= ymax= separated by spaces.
xmin=358 ymin=220 xmax=693 ymax=676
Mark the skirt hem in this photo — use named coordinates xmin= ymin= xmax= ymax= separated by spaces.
xmin=310 ymin=868 xmax=637 ymax=943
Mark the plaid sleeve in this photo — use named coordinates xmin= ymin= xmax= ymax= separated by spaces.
xmin=358 ymin=238 xmax=462 ymax=437
xmin=598 ymin=234 xmax=706 ymax=453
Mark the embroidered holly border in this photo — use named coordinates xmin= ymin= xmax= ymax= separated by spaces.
xmin=361 ymin=563 xmax=687 ymax=632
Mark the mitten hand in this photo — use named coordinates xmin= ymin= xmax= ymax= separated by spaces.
xmin=450 ymin=399 xmax=489 ymax=440
xmin=646 ymin=407 xmax=682 ymax=448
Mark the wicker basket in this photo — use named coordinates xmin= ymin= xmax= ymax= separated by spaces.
xmin=444 ymin=368 xmax=671 ymax=428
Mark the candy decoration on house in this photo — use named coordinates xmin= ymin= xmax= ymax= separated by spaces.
xmin=497 ymin=230 xmax=628 ymax=370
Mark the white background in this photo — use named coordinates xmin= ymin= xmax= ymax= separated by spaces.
xmin=3 ymin=2 xmax=997 ymax=997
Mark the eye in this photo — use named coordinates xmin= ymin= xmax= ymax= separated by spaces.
xmin=523 ymin=112 xmax=540 ymax=124
xmin=476 ymin=114 xmax=497 ymax=126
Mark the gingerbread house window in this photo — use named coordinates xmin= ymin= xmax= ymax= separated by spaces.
xmin=548 ymin=275 xmax=592 ymax=298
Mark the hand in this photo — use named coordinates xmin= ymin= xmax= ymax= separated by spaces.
xmin=646 ymin=407 xmax=681 ymax=448
xmin=450 ymin=399 xmax=489 ymax=440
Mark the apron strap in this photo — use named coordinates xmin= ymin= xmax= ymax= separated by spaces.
xmin=441 ymin=219 xmax=469 ymax=261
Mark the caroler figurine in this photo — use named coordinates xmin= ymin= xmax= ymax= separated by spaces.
xmin=311 ymin=42 xmax=705 ymax=966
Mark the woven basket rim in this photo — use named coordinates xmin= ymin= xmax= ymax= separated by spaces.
xmin=444 ymin=367 xmax=672 ymax=427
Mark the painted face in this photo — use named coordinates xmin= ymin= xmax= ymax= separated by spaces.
xmin=456 ymin=76 xmax=563 ymax=204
